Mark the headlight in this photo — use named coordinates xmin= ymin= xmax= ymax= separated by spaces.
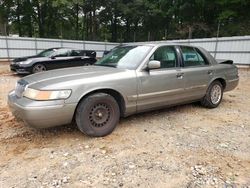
xmin=19 ymin=59 xmax=33 ymax=65
xmin=23 ymin=88 xmax=71 ymax=100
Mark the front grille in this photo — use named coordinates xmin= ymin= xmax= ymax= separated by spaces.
xmin=15 ymin=79 xmax=29 ymax=98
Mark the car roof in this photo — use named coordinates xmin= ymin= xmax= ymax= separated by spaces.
xmin=47 ymin=47 xmax=95 ymax=51
xmin=121 ymin=42 xmax=196 ymax=48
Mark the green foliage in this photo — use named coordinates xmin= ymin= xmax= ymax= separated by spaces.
xmin=0 ymin=0 xmax=249 ymax=41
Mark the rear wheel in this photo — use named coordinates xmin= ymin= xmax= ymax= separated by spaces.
xmin=76 ymin=93 xmax=120 ymax=137
xmin=84 ymin=62 xmax=91 ymax=66
xmin=201 ymin=81 xmax=223 ymax=108
xmin=32 ymin=63 xmax=46 ymax=73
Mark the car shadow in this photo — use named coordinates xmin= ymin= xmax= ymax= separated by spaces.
xmin=119 ymin=102 xmax=202 ymax=123
xmin=9 ymin=102 xmax=203 ymax=141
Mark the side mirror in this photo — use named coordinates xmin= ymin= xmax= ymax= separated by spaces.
xmin=147 ymin=60 xmax=161 ymax=70
xmin=50 ymin=55 xmax=56 ymax=59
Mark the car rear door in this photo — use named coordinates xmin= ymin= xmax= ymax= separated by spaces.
xmin=69 ymin=50 xmax=87 ymax=67
xmin=136 ymin=46 xmax=187 ymax=112
xmin=178 ymin=46 xmax=214 ymax=101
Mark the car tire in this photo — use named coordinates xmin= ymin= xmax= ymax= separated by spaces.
xmin=201 ymin=80 xmax=223 ymax=108
xmin=76 ymin=93 xmax=120 ymax=137
xmin=84 ymin=62 xmax=91 ymax=66
xmin=32 ymin=63 xmax=46 ymax=73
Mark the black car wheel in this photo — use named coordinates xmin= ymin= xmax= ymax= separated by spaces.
xmin=76 ymin=93 xmax=120 ymax=137
xmin=84 ymin=62 xmax=91 ymax=66
xmin=201 ymin=81 xmax=223 ymax=108
xmin=32 ymin=63 xmax=46 ymax=73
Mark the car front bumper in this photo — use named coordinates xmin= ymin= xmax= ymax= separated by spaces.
xmin=10 ymin=64 xmax=31 ymax=74
xmin=8 ymin=91 xmax=77 ymax=128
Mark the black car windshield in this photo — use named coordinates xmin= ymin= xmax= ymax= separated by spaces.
xmin=37 ymin=49 xmax=56 ymax=57
xmin=94 ymin=45 xmax=152 ymax=69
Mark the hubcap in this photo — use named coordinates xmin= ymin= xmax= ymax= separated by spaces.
xmin=33 ymin=64 xmax=46 ymax=73
xmin=211 ymin=84 xmax=222 ymax=104
xmin=89 ymin=103 xmax=111 ymax=127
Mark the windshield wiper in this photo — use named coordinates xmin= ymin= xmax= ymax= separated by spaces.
xmin=94 ymin=64 xmax=116 ymax=68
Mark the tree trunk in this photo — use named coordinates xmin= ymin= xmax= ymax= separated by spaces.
xmin=83 ymin=11 xmax=87 ymax=40
xmin=111 ymin=2 xmax=118 ymax=42
xmin=0 ymin=15 xmax=7 ymax=36
xmin=17 ymin=0 xmax=22 ymax=36
xmin=89 ymin=12 xmax=92 ymax=40
xmin=125 ymin=18 xmax=130 ymax=42
xmin=27 ymin=0 xmax=33 ymax=37
xmin=75 ymin=3 xmax=79 ymax=40
xmin=188 ymin=26 xmax=193 ymax=39
xmin=35 ymin=1 xmax=44 ymax=37
xmin=133 ymin=20 xmax=139 ymax=42
xmin=92 ymin=1 xmax=97 ymax=40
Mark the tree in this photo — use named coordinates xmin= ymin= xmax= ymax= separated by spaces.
xmin=1 ymin=0 xmax=249 ymax=41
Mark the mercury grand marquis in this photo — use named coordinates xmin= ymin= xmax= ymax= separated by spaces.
xmin=8 ymin=43 xmax=239 ymax=137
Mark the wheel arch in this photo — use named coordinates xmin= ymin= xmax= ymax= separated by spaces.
xmin=210 ymin=77 xmax=226 ymax=89
xmin=72 ymin=88 xmax=126 ymax=123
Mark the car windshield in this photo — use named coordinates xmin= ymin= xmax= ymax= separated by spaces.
xmin=94 ymin=45 xmax=152 ymax=69
xmin=37 ymin=49 xmax=56 ymax=57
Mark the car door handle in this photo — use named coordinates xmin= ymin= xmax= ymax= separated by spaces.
xmin=176 ymin=73 xmax=184 ymax=79
xmin=207 ymin=70 xmax=213 ymax=75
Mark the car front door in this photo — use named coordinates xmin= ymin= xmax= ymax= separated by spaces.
xmin=47 ymin=49 xmax=72 ymax=69
xmin=178 ymin=46 xmax=214 ymax=101
xmin=136 ymin=46 xmax=187 ymax=112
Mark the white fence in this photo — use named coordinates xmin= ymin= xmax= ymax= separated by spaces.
xmin=1 ymin=35 xmax=250 ymax=65
xmin=0 ymin=36 xmax=119 ymax=58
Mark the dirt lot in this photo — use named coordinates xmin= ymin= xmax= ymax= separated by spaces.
xmin=0 ymin=64 xmax=249 ymax=188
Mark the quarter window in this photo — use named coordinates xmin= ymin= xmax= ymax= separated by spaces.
xmin=181 ymin=47 xmax=208 ymax=67
xmin=150 ymin=46 xmax=177 ymax=69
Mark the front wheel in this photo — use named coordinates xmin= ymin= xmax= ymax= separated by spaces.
xmin=201 ymin=81 xmax=223 ymax=108
xmin=76 ymin=93 xmax=120 ymax=137
xmin=32 ymin=63 xmax=46 ymax=73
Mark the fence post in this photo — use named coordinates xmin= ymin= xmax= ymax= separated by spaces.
xmin=83 ymin=41 xmax=86 ymax=50
xmin=214 ymin=38 xmax=219 ymax=59
xmin=5 ymin=35 xmax=10 ymax=60
xmin=214 ymin=21 xmax=221 ymax=59
xmin=35 ymin=38 xmax=38 ymax=54
xmin=61 ymin=39 xmax=63 ymax=47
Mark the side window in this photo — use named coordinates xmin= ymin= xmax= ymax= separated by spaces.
xmin=71 ymin=50 xmax=81 ymax=56
xmin=150 ymin=46 xmax=177 ymax=69
xmin=53 ymin=49 xmax=70 ymax=57
xmin=181 ymin=47 xmax=208 ymax=67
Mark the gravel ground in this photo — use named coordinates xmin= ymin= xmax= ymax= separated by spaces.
xmin=0 ymin=64 xmax=250 ymax=188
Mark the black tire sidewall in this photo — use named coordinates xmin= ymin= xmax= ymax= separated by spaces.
xmin=76 ymin=93 xmax=120 ymax=137
xmin=84 ymin=62 xmax=91 ymax=66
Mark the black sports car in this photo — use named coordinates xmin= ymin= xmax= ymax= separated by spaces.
xmin=10 ymin=48 xmax=97 ymax=74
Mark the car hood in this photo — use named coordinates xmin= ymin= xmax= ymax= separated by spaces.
xmin=13 ymin=55 xmax=41 ymax=62
xmin=23 ymin=66 xmax=131 ymax=89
